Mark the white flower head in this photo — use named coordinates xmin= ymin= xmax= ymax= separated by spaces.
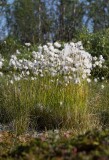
xmin=101 ymin=77 xmax=104 ymax=80
xmin=0 ymin=61 xmax=3 ymax=68
xmin=0 ymin=72 xmax=3 ymax=77
xmin=94 ymin=78 xmax=98 ymax=82
xmin=16 ymin=49 xmax=21 ymax=55
xmin=87 ymin=78 xmax=91 ymax=83
xmin=10 ymin=80 xmax=14 ymax=84
xmin=101 ymin=84 xmax=104 ymax=89
xmin=54 ymin=42 xmax=61 ymax=48
xmin=25 ymin=42 xmax=31 ymax=47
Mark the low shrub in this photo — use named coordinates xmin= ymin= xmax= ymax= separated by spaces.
xmin=78 ymin=28 xmax=109 ymax=78
xmin=1 ymin=129 xmax=109 ymax=160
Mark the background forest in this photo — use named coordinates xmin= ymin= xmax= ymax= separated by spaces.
xmin=1 ymin=0 xmax=109 ymax=62
xmin=0 ymin=0 xmax=109 ymax=43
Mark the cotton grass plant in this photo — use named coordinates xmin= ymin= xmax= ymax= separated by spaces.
xmin=0 ymin=41 xmax=105 ymax=134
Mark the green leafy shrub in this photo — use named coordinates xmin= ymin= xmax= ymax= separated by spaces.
xmin=78 ymin=28 xmax=109 ymax=78
xmin=0 ymin=37 xmax=22 ymax=58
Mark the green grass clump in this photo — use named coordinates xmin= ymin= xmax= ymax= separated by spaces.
xmin=89 ymin=81 xmax=109 ymax=129
xmin=0 ymin=76 xmax=98 ymax=134
xmin=1 ymin=74 xmax=109 ymax=134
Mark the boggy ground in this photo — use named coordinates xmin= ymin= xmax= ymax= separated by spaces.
xmin=1 ymin=129 xmax=109 ymax=160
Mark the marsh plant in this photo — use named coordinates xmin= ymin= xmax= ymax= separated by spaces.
xmin=0 ymin=41 xmax=106 ymax=134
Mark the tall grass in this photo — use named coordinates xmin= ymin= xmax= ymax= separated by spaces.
xmin=0 ymin=76 xmax=100 ymax=134
xmin=89 ymin=81 xmax=109 ymax=129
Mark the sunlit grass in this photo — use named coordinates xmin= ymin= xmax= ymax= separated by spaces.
xmin=0 ymin=76 xmax=99 ymax=134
